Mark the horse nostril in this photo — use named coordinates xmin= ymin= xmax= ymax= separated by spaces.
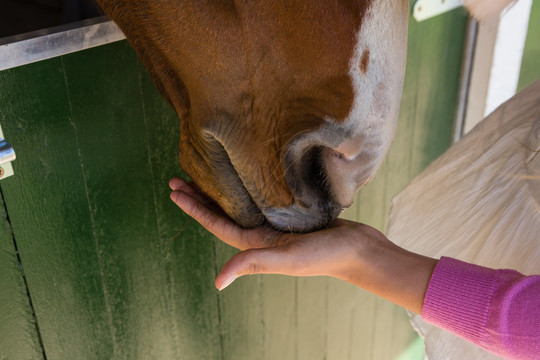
xmin=299 ymin=146 xmax=329 ymax=199
xmin=270 ymin=144 xmax=344 ymax=232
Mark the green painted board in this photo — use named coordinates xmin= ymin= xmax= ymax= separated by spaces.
xmin=0 ymin=4 xmax=467 ymax=359
xmin=518 ymin=0 xmax=540 ymax=92
xmin=214 ymin=242 xmax=264 ymax=360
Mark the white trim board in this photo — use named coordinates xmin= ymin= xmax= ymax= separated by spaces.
xmin=463 ymin=0 xmax=533 ymax=134
xmin=0 ymin=17 xmax=126 ymax=71
xmin=484 ymin=0 xmax=532 ymax=117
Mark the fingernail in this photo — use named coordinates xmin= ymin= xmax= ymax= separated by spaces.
xmin=219 ymin=275 xmax=238 ymax=291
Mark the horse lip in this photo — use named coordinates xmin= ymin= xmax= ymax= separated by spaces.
xmin=222 ymin=170 xmax=265 ymax=228
xmin=203 ymin=137 xmax=264 ymax=228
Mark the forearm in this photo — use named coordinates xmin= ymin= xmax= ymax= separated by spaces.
xmin=339 ymin=238 xmax=438 ymax=314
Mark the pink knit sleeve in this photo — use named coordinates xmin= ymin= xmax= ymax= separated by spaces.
xmin=422 ymin=257 xmax=540 ymax=360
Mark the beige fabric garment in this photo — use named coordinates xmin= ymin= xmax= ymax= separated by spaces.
xmin=387 ymin=79 xmax=540 ymax=360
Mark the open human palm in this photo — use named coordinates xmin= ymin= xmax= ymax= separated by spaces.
xmin=169 ymin=176 xmax=437 ymax=314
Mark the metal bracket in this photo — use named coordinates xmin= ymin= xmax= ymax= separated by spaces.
xmin=413 ymin=0 xmax=464 ymax=22
xmin=0 ymin=124 xmax=15 ymax=180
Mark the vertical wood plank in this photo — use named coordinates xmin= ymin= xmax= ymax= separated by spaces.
xmin=216 ymin=241 xmax=264 ymax=360
xmin=325 ymin=279 xmax=356 ymax=360
xmin=296 ymin=277 xmax=328 ymax=360
xmin=408 ymin=10 xmax=467 ymax=178
xmin=0 ymin=189 xmax=44 ymax=360
xmin=61 ymin=43 xmax=174 ymax=359
xmin=137 ymin=60 xmax=223 ymax=359
xmin=261 ymin=276 xmax=297 ymax=360
xmin=348 ymin=288 xmax=378 ymax=360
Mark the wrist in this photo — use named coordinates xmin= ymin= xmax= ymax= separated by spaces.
xmin=343 ymin=228 xmax=438 ymax=314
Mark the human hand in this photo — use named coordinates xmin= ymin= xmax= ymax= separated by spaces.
xmin=169 ymin=177 xmax=437 ymax=314
xmin=168 ymin=177 xmax=377 ymax=285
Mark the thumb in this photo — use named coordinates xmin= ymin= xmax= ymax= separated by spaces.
xmin=215 ymin=245 xmax=307 ymax=291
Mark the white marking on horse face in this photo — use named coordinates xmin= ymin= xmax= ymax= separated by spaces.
xmin=324 ymin=0 xmax=408 ymax=205
xmin=263 ymin=1 xmax=408 ymax=231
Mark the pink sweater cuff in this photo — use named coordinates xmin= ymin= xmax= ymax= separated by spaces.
xmin=422 ymin=257 xmax=497 ymax=345
xmin=422 ymin=257 xmax=540 ymax=359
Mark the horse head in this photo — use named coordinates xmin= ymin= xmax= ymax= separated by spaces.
xmin=97 ymin=0 xmax=409 ymax=231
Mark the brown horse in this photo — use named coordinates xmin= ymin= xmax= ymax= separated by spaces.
xmin=95 ymin=0 xmax=510 ymax=232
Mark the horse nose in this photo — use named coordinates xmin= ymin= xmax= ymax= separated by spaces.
xmin=319 ymin=145 xmax=380 ymax=206
xmin=264 ymin=136 xmax=380 ymax=232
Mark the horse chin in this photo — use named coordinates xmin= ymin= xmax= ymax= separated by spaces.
xmin=225 ymin=183 xmax=341 ymax=232
xmin=231 ymin=209 xmax=265 ymax=229
xmin=262 ymin=202 xmax=343 ymax=233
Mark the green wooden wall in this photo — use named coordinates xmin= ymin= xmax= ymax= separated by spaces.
xmin=0 ymin=5 xmax=468 ymax=360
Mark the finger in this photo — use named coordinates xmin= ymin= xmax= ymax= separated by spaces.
xmin=169 ymin=176 xmax=184 ymax=190
xmin=169 ymin=178 xmax=229 ymax=217
xmin=169 ymin=177 xmax=202 ymax=195
xmin=170 ymin=189 xmax=251 ymax=248
xmin=170 ymin=179 xmax=290 ymax=250
xmin=215 ymin=244 xmax=316 ymax=290
xmin=169 ymin=177 xmax=204 ymax=198
xmin=170 ymin=180 xmax=296 ymax=250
